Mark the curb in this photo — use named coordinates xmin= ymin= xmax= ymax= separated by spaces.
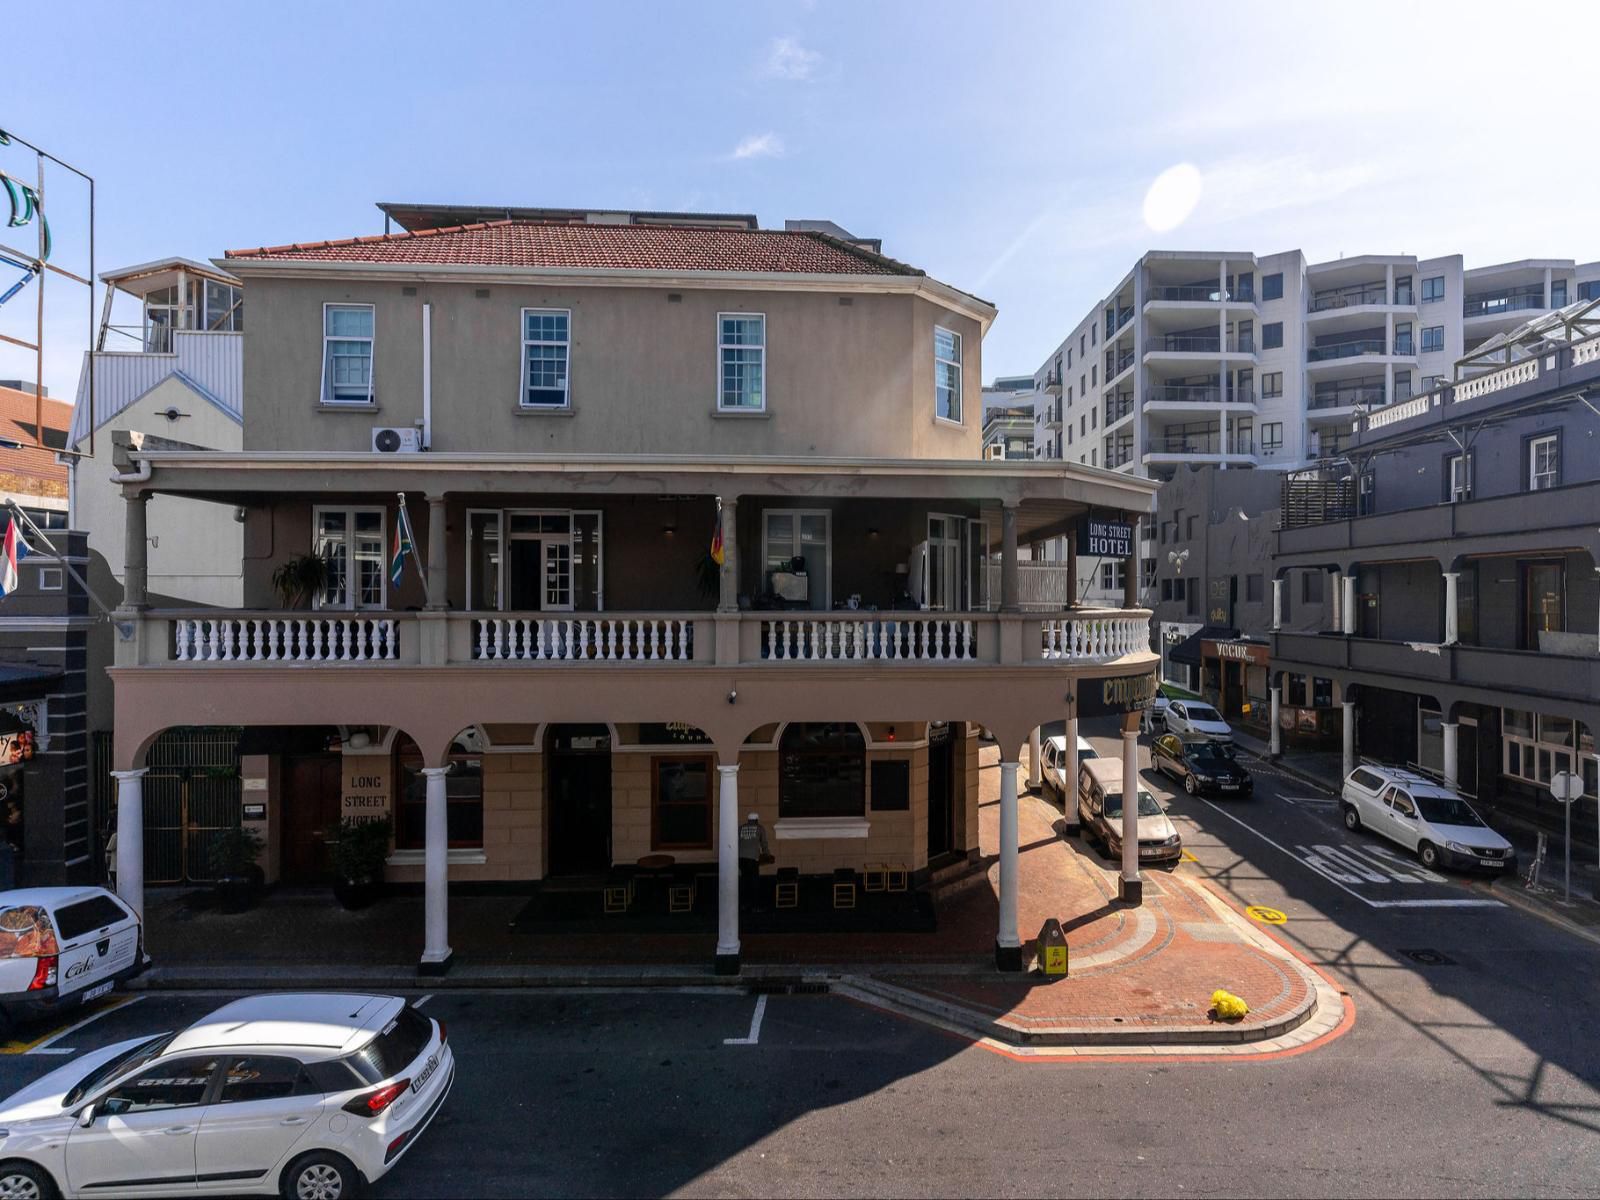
xmin=1480 ymin=881 xmax=1600 ymax=950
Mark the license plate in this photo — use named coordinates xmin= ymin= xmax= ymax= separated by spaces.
xmin=81 ymin=980 xmax=114 ymax=1003
xmin=412 ymin=1054 xmax=439 ymax=1093
xmin=1219 ymin=783 xmax=1238 ymax=790
xmin=1480 ymin=858 xmax=1503 ymax=868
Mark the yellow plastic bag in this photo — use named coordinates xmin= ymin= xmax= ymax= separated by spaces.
xmin=1210 ymin=989 xmax=1249 ymax=1021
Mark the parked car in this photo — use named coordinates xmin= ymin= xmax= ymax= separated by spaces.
xmin=1077 ymin=759 xmax=1182 ymax=865
xmin=0 ymin=888 xmax=144 ymax=1027
xmin=1340 ymin=764 xmax=1517 ymax=873
xmin=1163 ymin=700 xmax=1233 ymax=741
xmin=1039 ymin=734 xmax=1098 ymax=801
xmin=1151 ymin=734 xmax=1254 ymax=797
xmin=1140 ymin=694 xmax=1173 ymax=734
xmin=0 ymin=992 xmax=453 ymax=1199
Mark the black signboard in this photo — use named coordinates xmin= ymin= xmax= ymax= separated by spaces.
xmin=1076 ymin=671 xmax=1159 ymax=717
xmin=1079 ymin=516 xmax=1134 ymax=559
xmin=1208 ymin=577 xmax=1234 ymax=627
xmin=870 ymin=760 xmax=911 ymax=811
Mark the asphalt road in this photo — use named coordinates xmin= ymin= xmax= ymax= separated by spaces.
xmin=0 ymin=721 xmax=1597 ymax=1197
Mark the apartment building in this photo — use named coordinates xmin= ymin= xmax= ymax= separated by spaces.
xmin=103 ymin=205 xmax=1159 ymax=973
xmin=1270 ymin=300 xmax=1599 ymax=835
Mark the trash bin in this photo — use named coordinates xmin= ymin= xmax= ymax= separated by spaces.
xmin=1037 ymin=917 xmax=1068 ymax=978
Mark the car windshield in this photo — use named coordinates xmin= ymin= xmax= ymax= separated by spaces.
xmin=1415 ymin=794 xmax=1486 ymax=828
xmin=1189 ymin=742 xmax=1235 ymax=764
xmin=64 ymin=1033 xmax=174 ymax=1108
xmin=1186 ymin=704 xmax=1222 ymax=722
xmin=1103 ymin=789 xmax=1163 ymax=819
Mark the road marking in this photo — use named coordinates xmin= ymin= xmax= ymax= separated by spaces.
xmin=1189 ymin=794 xmax=1504 ymax=909
xmin=1280 ymin=795 xmax=1338 ymax=808
xmin=723 ymin=994 xmax=767 ymax=1046
xmin=1180 ymin=850 xmax=1199 ymax=863
xmin=1246 ymin=905 xmax=1287 ymax=925
xmin=17 ymin=996 xmax=144 ymax=1057
xmin=413 ymin=994 xmax=433 ymax=1009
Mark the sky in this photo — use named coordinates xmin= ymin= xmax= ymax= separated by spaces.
xmin=4 ymin=0 xmax=1599 ymax=400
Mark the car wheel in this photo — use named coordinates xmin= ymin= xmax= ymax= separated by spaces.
xmin=281 ymin=1152 xmax=363 ymax=1200
xmin=0 ymin=1161 xmax=59 ymax=1200
xmin=1342 ymin=804 xmax=1361 ymax=832
xmin=1418 ymin=842 xmax=1440 ymax=870
xmin=1184 ymin=774 xmax=1198 ymax=796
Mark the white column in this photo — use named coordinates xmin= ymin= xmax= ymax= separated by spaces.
xmin=1063 ymin=716 xmax=1080 ymax=831
xmin=1119 ymin=729 xmax=1141 ymax=904
xmin=1441 ymin=722 xmax=1460 ymax=789
xmin=1342 ymin=701 xmax=1356 ymax=780
xmin=111 ymin=769 xmax=147 ymax=920
xmin=1342 ymin=574 xmax=1357 ymax=635
xmin=996 ymin=761 xmax=1021 ymax=969
xmin=1271 ymin=579 xmax=1283 ymax=632
xmin=420 ymin=766 xmax=452 ymax=972
xmin=1443 ymin=572 xmax=1460 ymax=645
xmin=1028 ymin=727 xmax=1042 ymax=790
xmin=716 ymin=764 xmax=740 ymax=970
xmin=1270 ymin=685 xmax=1282 ymax=756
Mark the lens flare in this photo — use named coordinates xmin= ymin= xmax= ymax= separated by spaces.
xmin=1143 ymin=163 xmax=1203 ymax=233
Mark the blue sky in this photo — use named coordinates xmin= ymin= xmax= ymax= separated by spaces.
xmin=4 ymin=0 xmax=1598 ymax=398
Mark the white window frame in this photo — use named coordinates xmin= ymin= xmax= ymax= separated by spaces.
xmin=319 ymin=303 xmax=375 ymax=406
xmin=519 ymin=308 xmax=572 ymax=409
xmin=1502 ymin=709 xmax=1597 ymax=799
xmin=934 ymin=326 xmax=963 ymax=425
xmin=466 ymin=508 xmax=503 ymax=611
xmin=1447 ymin=452 xmax=1473 ymax=503
xmin=1528 ymin=434 xmax=1559 ymax=491
xmin=312 ymin=505 xmax=387 ymax=611
xmin=761 ymin=508 xmax=832 ymax=610
xmin=37 ymin=567 xmax=62 ymax=591
xmin=717 ymin=312 xmax=767 ymax=412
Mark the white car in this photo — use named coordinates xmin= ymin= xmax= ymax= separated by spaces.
xmin=1039 ymin=734 xmax=1098 ymax=800
xmin=0 ymin=888 xmax=143 ymax=1026
xmin=1140 ymin=695 xmax=1173 ymax=734
xmin=1162 ymin=700 xmax=1233 ymax=741
xmin=0 ymin=992 xmax=452 ymax=1199
xmin=1341 ymin=764 xmax=1517 ymax=873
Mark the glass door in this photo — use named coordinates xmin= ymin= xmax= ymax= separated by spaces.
xmin=965 ymin=518 xmax=990 ymax=611
xmin=926 ymin=515 xmax=962 ymax=611
xmin=1521 ymin=561 xmax=1564 ymax=650
xmin=763 ymin=510 xmax=831 ymax=610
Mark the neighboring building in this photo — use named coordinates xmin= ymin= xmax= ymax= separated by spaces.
xmin=1270 ymin=300 xmax=1600 ymax=835
xmin=103 ymin=206 xmax=1159 ymax=973
xmin=981 ymin=404 xmax=1035 ymax=461
xmin=0 ymin=384 xmax=71 ymax=530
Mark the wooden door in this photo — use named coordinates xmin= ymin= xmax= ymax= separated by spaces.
xmin=280 ymin=755 xmax=343 ymax=884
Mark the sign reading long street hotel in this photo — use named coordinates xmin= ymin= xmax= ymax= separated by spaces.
xmin=1079 ymin=515 xmax=1134 ymax=559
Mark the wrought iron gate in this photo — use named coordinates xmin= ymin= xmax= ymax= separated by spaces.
xmin=140 ymin=728 xmax=242 ymax=885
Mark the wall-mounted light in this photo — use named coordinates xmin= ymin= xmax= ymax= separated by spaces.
xmin=868 ymin=527 xmax=880 ymax=539
xmin=662 ymin=525 xmax=677 ymax=538
xmin=886 ymin=725 xmax=896 ymax=741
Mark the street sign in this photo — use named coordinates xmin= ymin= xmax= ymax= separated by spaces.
xmin=1551 ymin=771 xmax=1583 ymax=803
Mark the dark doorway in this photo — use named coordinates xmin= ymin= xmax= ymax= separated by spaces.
xmin=508 ymin=540 xmax=544 ymax=610
xmin=1221 ymin=662 xmax=1245 ymax=718
xmin=927 ymin=723 xmax=954 ymax=858
xmin=280 ymin=754 xmax=342 ymax=884
xmin=547 ymin=724 xmax=612 ymax=877
xmin=1459 ymin=722 xmax=1479 ymax=795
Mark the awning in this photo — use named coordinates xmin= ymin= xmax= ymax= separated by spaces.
xmin=1168 ymin=625 xmax=1237 ymax=666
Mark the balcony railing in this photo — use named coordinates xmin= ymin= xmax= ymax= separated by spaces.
xmin=1463 ymin=287 xmax=1546 ymax=319
xmin=1309 ymin=282 xmax=1388 ymax=312
xmin=1309 ymin=380 xmax=1385 ymax=409
xmin=476 ymin=616 xmax=695 ymax=661
xmin=1307 ymin=338 xmax=1386 ymax=362
xmin=1147 ymin=284 xmax=1252 ymax=303
xmin=1106 ymin=350 xmax=1136 ymax=376
xmin=175 ymin=615 xmax=400 ymax=662
xmin=1147 ymin=434 xmax=1252 ymax=456
xmin=1105 ymin=306 xmax=1135 ymax=337
xmin=1105 ymin=392 xmax=1134 ymax=423
xmin=1151 ymin=383 xmax=1255 ymax=405
xmin=1158 ymin=334 xmax=1220 ymax=353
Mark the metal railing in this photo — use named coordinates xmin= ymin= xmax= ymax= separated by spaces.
xmin=1151 ymin=383 xmax=1256 ymax=405
xmin=1106 ymin=307 xmax=1135 ymax=336
xmin=1147 ymin=284 xmax=1253 ymax=303
xmin=1310 ymin=380 xmax=1385 ymax=409
xmin=1105 ymin=392 xmax=1134 ymax=423
xmin=1309 ymin=282 xmax=1388 ymax=312
xmin=1106 ymin=350 xmax=1136 ymax=376
xmin=1307 ymin=338 xmax=1386 ymax=362
xmin=1463 ymin=288 xmax=1546 ymax=319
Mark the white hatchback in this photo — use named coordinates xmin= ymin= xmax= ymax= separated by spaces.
xmin=1162 ymin=700 xmax=1233 ymax=741
xmin=1341 ymin=764 xmax=1517 ymax=873
xmin=0 ymin=992 xmax=453 ymax=1199
xmin=0 ymin=888 xmax=143 ymax=1026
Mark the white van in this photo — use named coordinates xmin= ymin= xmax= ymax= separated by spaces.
xmin=1039 ymin=734 xmax=1098 ymax=801
xmin=0 ymin=888 xmax=143 ymax=1024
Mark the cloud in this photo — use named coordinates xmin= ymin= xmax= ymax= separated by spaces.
xmin=763 ymin=36 xmax=820 ymax=81
xmin=729 ymin=132 xmax=784 ymax=161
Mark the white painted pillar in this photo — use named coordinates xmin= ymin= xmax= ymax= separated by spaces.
xmin=1442 ymin=722 xmax=1460 ymax=788
xmin=420 ymin=766 xmax=452 ymax=972
xmin=1119 ymin=729 xmax=1142 ymax=904
xmin=112 ymin=769 xmax=147 ymax=920
xmin=1443 ymin=572 xmax=1460 ymax=645
xmin=1269 ymin=685 xmax=1282 ymax=756
xmin=1342 ymin=701 xmax=1356 ymax=780
xmin=996 ymin=761 xmax=1022 ymax=969
xmin=1271 ymin=579 xmax=1283 ymax=631
xmin=716 ymin=763 xmax=741 ymax=971
xmin=1063 ymin=716 xmax=1080 ymax=831
xmin=1342 ymin=574 xmax=1357 ymax=635
xmin=1028 ymin=727 xmax=1042 ymax=790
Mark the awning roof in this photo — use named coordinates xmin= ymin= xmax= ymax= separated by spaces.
xmin=1169 ymin=624 xmax=1237 ymax=666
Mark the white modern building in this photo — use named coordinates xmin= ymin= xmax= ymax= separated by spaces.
xmin=979 ymin=375 xmax=1039 ymax=461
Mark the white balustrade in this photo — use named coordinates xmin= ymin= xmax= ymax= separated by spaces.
xmin=474 ymin=616 xmax=694 ymax=662
xmin=1366 ymin=393 xmax=1431 ymax=430
xmin=757 ymin=616 xmax=977 ymax=662
xmin=173 ymin=616 xmax=398 ymax=662
xmin=1573 ymin=336 xmax=1600 ymax=367
xmin=1038 ymin=614 xmax=1149 ymax=661
xmin=1453 ymin=358 xmax=1539 ymax=402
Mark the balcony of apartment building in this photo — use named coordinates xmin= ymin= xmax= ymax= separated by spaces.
xmin=1141 ymin=318 xmax=1257 ymax=371
xmin=1039 ymin=395 xmax=1063 ymax=430
xmin=1104 ymin=388 xmax=1135 ymax=429
xmin=1304 ymin=374 xmax=1389 ymax=438
xmin=1305 ymin=325 xmax=1416 ymax=383
xmin=1140 ymin=417 xmax=1255 ymax=477
xmin=1142 ymin=369 xmax=1257 ymax=417
xmin=1460 ymin=262 xmax=1572 ymax=343
xmin=1141 ymin=258 xmax=1257 ymax=315
xmin=1304 ymin=260 xmax=1417 ymax=328
xmin=1103 ymin=343 xmax=1137 ymax=389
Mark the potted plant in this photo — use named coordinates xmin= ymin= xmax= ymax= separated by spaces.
xmin=209 ymin=825 xmax=265 ymax=913
xmin=331 ymin=816 xmax=392 ymax=910
xmin=271 ymin=553 xmax=329 ymax=609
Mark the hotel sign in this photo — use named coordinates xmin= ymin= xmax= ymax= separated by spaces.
xmin=1079 ymin=516 xmax=1134 ymax=559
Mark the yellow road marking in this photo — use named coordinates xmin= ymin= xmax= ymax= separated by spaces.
xmin=1246 ymin=904 xmax=1288 ymax=925
xmin=1180 ymin=850 xmax=1199 ymax=863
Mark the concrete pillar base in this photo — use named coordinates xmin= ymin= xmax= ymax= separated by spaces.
xmin=417 ymin=951 xmax=454 ymax=978
xmin=994 ymin=940 xmax=1023 ymax=972
xmin=714 ymin=952 xmax=741 ymax=977
xmin=1118 ymin=877 xmax=1144 ymax=905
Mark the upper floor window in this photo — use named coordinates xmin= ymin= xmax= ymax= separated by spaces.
xmin=1528 ymin=433 xmax=1560 ymax=491
xmin=1421 ymin=325 xmax=1444 ymax=353
xmin=1394 ymin=276 xmax=1414 ymax=306
xmin=1421 ymin=276 xmax=1445 ymax=303
xmin=1261 ymin=371 xmax=1283 ymax=398
xmin=933 ymin=326 xmax=962 ymax=422
xmin=522 ymin=309 xmax=571 ymax=408
xmin=1261 ymin=422 xmax=1284 ymax=452
xmin=1580 ymin=281 xmax=1600 ymax=302
xmin=203 ymin=280 xmax=244 ymax=332
xmin=1552 ymin=279 xmax=1568 ymax=308
xmin=1262 ymin=322 xmax=1283 ymax=350
xmin=1394 ymin=322 xmax=1414 ymax=355
xmin=321 ymin=304 xmax=374 ymax=405
xmin=1446 ymin=452 xmax=1473 ymax=503
xmin=719 ymin=314 xmax=766 ymax=411
xmin=1262 ymin=273 xmax=1284 ymax=302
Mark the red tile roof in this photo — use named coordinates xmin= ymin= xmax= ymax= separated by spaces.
xmin=0 ymin=387 xmax=69 ymax=499
xmin=226 ymin=220 xmax=921 ymax=277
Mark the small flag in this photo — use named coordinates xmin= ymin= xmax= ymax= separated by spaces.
xmin=710 ymin=500 xmax=726 ymax=567
xmin=0 ymin=519 xmax=29 ymax=599
xmin=391 ymin=504 xmax=414 ymax=590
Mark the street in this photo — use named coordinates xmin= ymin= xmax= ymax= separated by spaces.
xmin=1 ymin=720 xmax=1597 ymax=1197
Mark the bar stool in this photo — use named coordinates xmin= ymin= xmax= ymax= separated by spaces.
xmin=862 ymin=862 xmax=888 ymax=893
xmin=832 ymin=867 xmax=857 ymax=909
xmin=603 ymin=872 xmax=634 ymax=914
xmin=774 ymin=867 xmax=800 ymax=909
xmin=668 ymin=869 xmax=697 ymax=914
xmin=885 ymin=863 xmax=908 ymax=893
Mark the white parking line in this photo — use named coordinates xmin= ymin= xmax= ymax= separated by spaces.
xmin=414 ymin=994 xmax=434 ymax=1009
xmin=723 ymin=995 xmax=767 ymax=1046
xmin=26 ymin=995 xmax=144 ymax=1056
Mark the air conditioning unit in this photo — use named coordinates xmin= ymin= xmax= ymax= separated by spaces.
xmin=371 ymin=426 xmax=422 ymax=454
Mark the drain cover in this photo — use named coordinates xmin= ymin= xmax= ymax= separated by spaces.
xmin=1399 ymin=948 xmax=1456 ymax=966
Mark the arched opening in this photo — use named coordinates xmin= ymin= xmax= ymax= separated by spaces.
xmin=133 ymin=727 xmax=245 ymax=886
xmin=545 ymin=724 xmax=612 ymax=877
xmin=393 ymin=732 xmax=486 ymax=855
xmin=778 ymin=722 xmax=865 ymax=820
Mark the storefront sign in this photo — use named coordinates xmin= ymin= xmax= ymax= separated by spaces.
xmin=0 ymin=731 xmax=34 ymax=766
xmin=1208 ymin=577 xmax=1233 ymax=627
xmin=1213 ymin=639 xmax=1270 ymax=666
xmin=341 ymin=758 xmax=391 ymax=826
xmin=1077 ymin=670 xmax=1159 ymax=717
xmin=1080 ymin=516 xmax=1134 ymax=559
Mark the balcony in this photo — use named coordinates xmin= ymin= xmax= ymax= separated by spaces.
xmin=1306 ymin=337 xmax=1388 ymax=363
xmin=1105 ymin=350 xmax=1136 ymax=378
xmin=1105 ymin=306 xmax=1135 ymax=338
xmin=1463 ymin=286 xmax=1546 ymax=320
xmin=1308 ymin=281 xmax=1397 ymax=313
xmin=1145 ymin=284 xmax=1253 ymax=305
xmin=1043 ymin=372 xmax=1063 ymax=395
xmin=1144 ymin=432 xmax=1254 ymax=457
xmin=1040 ymin=400 xmax=1063 ymax=430
xmin=1147 ymin=382 xmax=1255 ymax=407
xmin=1104 ymin=392 xmax=1134 ymax=424
xmin=1308 ymin=378 xmax=1385 ymax=411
